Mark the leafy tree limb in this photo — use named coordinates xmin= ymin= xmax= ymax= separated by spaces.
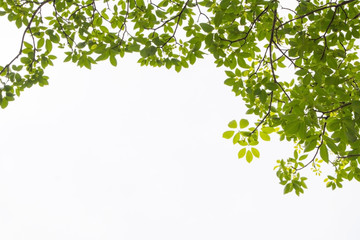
xmin=1 ymin=0 xmax=360 ymax=195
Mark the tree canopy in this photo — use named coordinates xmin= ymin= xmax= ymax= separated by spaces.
xmin=1 ymin=0 xmax=360 ymax=195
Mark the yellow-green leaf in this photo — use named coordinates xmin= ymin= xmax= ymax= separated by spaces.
xmin=200 ymin=23 xmax=214 ymax=33
xmin=223 ymin=131 xmax=234 ymax=139
xmin=260 ymin=131 xmax=270 ymax=141
xmin=304 ymin=139 xmax=317 ymax=152
xmin=251 ymin=147 xmax=260 ymax=158
xmin=233 ymin=132 xmax=240 ymax=144
xmin=246 ymin=150 xmax=253 ymax=163
xmin=228 ymin=120 xmax=237 ymax=128
xmin=319 ymin=144 xmax=329 ymax=163
xmin=239 ymin=119 xmax=249 ymax=129
xmin=238 ymin=148 xmax=246 ymax=158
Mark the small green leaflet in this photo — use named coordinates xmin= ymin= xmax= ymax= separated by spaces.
xmin=260 ymin=131 xmax=270 ymax=141
xmin=246 ymin=150 xmax=253 ymax=163
xmin=304 ymin=139 xmax=317 ymax=152
xmin=352 ymin=101 xmax=360 ymax=114
xmin=239 ymin=119 xmax=249 ymax=129
xmin=228 ymin=120 xmax=237 ymax=128
xmin=223 ymin=131 xmax=234 ymax=139
xmin=140 ymin=46 xmax=157 ymax=58
xmin=284 ymin=183 xmax=293 ymax=194
xmin=45 ymin=39 xmax=52 ymax=53
xmin=233 ymin=132 xmax=240 ymax=144
xmin=319 ymin=144 xmax=329 ymax=163
xmin=200 ymin=23 xmax=214 ymax=33
xmin=251 ymin=147 xmax=260 ymax=158
xmin=110 ymin=55 xmax=117 ymax=66
xmin=213 ymin=12 xmax=223 ymax=27
xmin=238 ymin=148 xmax=246 ymax=158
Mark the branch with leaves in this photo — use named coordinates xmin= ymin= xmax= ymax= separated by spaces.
xmin=1 ymin=0 xmax=360 ymax=195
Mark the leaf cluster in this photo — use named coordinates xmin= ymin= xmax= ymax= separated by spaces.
xmin=1 ymin=0 xmax=360 ymax=194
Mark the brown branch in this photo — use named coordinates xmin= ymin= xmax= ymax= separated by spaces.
xmin=319 ymin=7 xmax=338 ymax=59
xmin=151 ymin=0 xmax=190 ymax=32
xmin=250 ymin=8 xmax=278 ymax=135
xmin=251 ymin=92 xmax=273 ymax=135
xmin=248 ymin=46 xmax=269 ymax=80
xmin=0 ymin=0 xmax=52 ymax=76
xmin=295 ymin=122 xmax=327 ymax=172
xmin=273 ymin=42 xmax=302 ymax=69
xmin=316 ymin=102 xmax=352 ymax=114
xmin=161 ymin=0 xmax=191 ymax=47
xmin=28 ymin=27 xmax=37 ymax=69
xmin=219 ymin=5 xmax=269 ymax=45
xmin=277 ymin=0 xmax=357 ymax=29
xmin=53 ymin=1 xmax=76 ymax=49
xmin=269 ymin=9 xmax=291 ymax=102
xmin=195 ymin=0 xmax=210 ymax=22
xmin=68 ymin=1 xmax=94 ymax=20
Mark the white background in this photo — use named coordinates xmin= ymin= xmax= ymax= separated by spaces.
xmin=0 ymin=2 xmax=360 ymax=239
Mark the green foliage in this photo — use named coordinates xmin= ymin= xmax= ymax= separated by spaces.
xmin=1 ymin=0 xmax=360 ymax=195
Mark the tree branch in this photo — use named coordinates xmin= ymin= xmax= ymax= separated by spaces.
xmin=0 ymin=0 xmax=52 ymax=76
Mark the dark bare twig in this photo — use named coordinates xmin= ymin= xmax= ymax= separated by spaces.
xmin=195 ymin=0 xmax=210 ymax=22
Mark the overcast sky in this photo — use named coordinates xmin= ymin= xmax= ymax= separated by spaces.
xmin=1 ymin=3 xmax=360 ymax=240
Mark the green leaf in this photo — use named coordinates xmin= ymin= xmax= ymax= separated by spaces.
xmin=239 ymin=119 xmax=249 ymax=129
xmin=251 ymin=147 xmax=260 ymax=158
xmin=304 ymin=139 xmax=317 ymax=152
xmin=220 ymin=0 xmax=231 ymax=9
xmin=233 ymin=132 xmax=240 ymax=144
xmin=156 ymin=10 xmax=166 ymax=19
xmin=265 ymin=82 xmax=278 ymax=91
xmin=228 ymin=120 xmax=237 ymax=128
xmin=140 ymin=46 xmax=157 ymax=58
xmin=285 ymin=121 xmax=300 ymax=135
xmin=136 ymin=0 xmax=145 ymax=8
xmin=284 ymin=183 xmax=293 ymax=194
xmin=225 ymin=71 xmax=235 ymax=77
xmin=324 ymin=136 xmax=338 ymax=154
xmin=295 ymin=69 xmax=307 ymax=76
xmin=260 ymin=131 xmax=270 ymax=141
xmin=246 ymin=150 xmax=253 ymax=163
xmin=1 ymin=98 xmax=8 ymax=109
xmin=96 ymin=52 xmax=109 ymax=61
xmin=319 ymin=144 xmax=329 ymax=163
xmin=110 ymin=55 xmax=117 ymax=66
xmin=223 ymin=131 xmax=234 ymax=139
xmin=238 ymin=148 xmax=246 ymax=159
xmin=200 ymin=23 xmax=214 ymax=33
xmin=214 ymin=12 xmax=223 ymax=27
xmin=327 ymin=57 xmax=337 ymax=69
xmin=352 ymin=101 xmax=360 ymax=114
xmin=237 ymin=58 xmax=250 ymax=68
xmin=15 ymin=18 xmax=22 ymax=28
xmin=37 ymin=38 xmax=45 ymax=48
xmin=262 ymin=127 xmax=275 ymax=134
xmin=45 ymin=39 xmax=52 ymax=53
